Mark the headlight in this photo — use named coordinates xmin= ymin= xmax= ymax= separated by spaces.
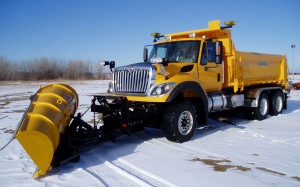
xmin=107 ymin=82 xmax=114 ymax=93
xmin=151 ymin=82 xmax=176 ymax=96
xmin=155 ymin=87 xmax=162 ymax=95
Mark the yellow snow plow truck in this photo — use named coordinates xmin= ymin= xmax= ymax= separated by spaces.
xmin=2 ymin=20 xmax=289 ymax=177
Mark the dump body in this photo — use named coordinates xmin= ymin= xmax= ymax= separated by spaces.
xmin=222 ymin=51 xmax=288 ymax=92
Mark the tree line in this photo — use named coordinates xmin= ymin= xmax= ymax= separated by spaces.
xmin=0 ymin=56 xmax=106 ymax=81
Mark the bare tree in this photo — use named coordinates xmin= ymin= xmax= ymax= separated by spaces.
xmin=0 ymin=56 xmax=106 ymax=81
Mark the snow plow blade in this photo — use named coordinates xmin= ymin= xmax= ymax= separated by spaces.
xmin=15 ymin=84 xmax=78 ymax=177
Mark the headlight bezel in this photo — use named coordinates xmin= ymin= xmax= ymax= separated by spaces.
xmin=150 ymin=82 xmax=176 ymax=96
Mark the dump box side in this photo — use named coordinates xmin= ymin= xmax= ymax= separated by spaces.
xmin=234 ymin=51 xmax=288 ymax=90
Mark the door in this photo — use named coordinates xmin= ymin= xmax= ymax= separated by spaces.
xmin=198 ymin=41 xmax=223 ymax=92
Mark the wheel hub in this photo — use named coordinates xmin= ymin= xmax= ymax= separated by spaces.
xmin=260 ymin=98 xmax=268 ymax=115
xmin=275 ymin=96 xmax=283 ymax=112
xmin=178 ymin=111 xmax=193 ymax=135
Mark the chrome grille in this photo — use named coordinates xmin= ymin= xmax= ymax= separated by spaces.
xmin=113 ymin=69 xmax=150 ymax=93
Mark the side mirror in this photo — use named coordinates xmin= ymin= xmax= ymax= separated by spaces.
xmin=101 ymin=61 xmax=115 ymax=72
xmin=109 ymin=61 xmax=115 ymax=69
xmin=215 ymin=41 xmax=223 ymax=64
xmin=143 ymin=47 xmax=148 ymax=62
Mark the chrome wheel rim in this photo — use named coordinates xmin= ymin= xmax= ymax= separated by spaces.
xmin=178 ymin=111 xmax=193 ymax=135
xmin=275 ymin=96 xmax=283 ymax=112
xmin=260 ymin=98 xmax=268 ymax=115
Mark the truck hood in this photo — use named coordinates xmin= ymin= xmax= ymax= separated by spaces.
xmin=114 ymin=62 xmax=155 ymax=71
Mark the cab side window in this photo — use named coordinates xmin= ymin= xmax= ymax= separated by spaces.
xmin=207 ymin=42 xmax=216 ymax=62
xmin=200 ymin=42 xmax=216 ymax=65
xmin=201 ymin=43 xmax=207 ymax=65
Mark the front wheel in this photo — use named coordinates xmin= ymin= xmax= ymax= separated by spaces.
xmin=163 ymin=102 xmax=197 ymax=143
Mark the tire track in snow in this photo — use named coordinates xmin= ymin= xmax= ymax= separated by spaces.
xmin=75 ymin=133 xmax=178 ymax=186
xmin=79 ymin=168 xmax=110 ymax=186
xmin=76 ymin=153 xmax=127 ymax=186
xmin=115 ymin=158 xmax=178 ymax=187
xmin=81 ymin=152 xmax=153 ymax=187
xmin=136 ymin=132 xmax=222 ymax=158
xmin=102 ymin=160 xmax=153 ymax=187
xmin=97 ymin=149 xmax=178 ymax=187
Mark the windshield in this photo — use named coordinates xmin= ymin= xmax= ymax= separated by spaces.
xmin=149 ymin=41 xmax=200 ymax=63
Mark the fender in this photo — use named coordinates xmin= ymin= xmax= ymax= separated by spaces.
xmin=244 ymin=87 xmax=284 ymax=107
xmin=167 ymin=81 xmax=208 ymax=125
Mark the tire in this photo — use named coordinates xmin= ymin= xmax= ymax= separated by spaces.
xmin=253 ymin=92 xmax=269 ymax=120
xmin=163 ymin=102 xmax=197 ymax=143
xmin=269 ymin=91 xmax=284 ymax=116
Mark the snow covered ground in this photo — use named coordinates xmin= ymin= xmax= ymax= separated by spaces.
xmin=0 ymin=80 xmax=300 ymax=187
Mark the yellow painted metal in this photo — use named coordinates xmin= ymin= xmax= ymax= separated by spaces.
xmin=149 ymin=20 xmax=233 ymax=94
xmin=151 ymin=20 xmax=288 ymax=94
xmin=15 ymin=84 xmax=78 ymax=177
xmin=233 ymin=52 xmax=288 ymax=91
xmin=163 ymin=20 xmax=230 ymax=41
xmin=225 ymin=21 xmax=236 ymax=26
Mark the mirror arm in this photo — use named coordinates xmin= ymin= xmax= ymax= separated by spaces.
xmin=109 ymin=61 xmax=115 ymax=72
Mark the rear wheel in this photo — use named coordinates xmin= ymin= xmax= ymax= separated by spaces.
xmin=269 ymin=91 xmax=284 ymax=116
xmin=253 ymin=92 xmax=269 ymax=120
xmin=163 ymin=102 xmax=197 ymax=143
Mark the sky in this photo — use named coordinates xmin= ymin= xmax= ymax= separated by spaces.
xmin=0 ymin=0 xmax=299 ymax=72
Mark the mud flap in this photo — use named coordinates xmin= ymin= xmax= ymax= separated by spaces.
xmin=14 ymin=84 xmax=78 ymax=177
